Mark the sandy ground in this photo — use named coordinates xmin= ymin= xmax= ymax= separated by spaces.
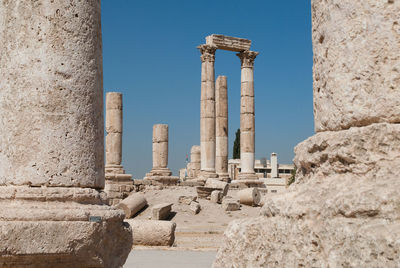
xmin=124 ymin=250 xmax=217 ymax=268
xmin=131 ymin=186 xmax=261 ymax=250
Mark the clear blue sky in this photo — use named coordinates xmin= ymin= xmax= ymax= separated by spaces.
xmin=101 ymin=0 xmax=314 ymax=178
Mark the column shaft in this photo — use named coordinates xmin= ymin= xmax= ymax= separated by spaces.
xmin=152 ymin=124 xmax=169 ymax=169
xmin=106 ymin=92 xmax=123 ymax=167
xmin=271 ymin=153 xmax=278 ymax=178
xmin=237 ymin=51 xmax=259 ymax=179
xmin=198 ymin=44 xmax=218 ymax=178
xmin=216 ymin=76 xmax=229 ymax=180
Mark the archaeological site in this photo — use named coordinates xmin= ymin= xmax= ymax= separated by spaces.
xmin=0 ymin=0 xmax=399 ymax=267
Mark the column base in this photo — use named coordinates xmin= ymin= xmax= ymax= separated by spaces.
xmin=0 ymin=186 xmax=132 ymax=268
xmin=105 ymin=167 xmax=134 ymax=205
xmin=230 ymin=179 xmax=265 ymax=189
xmin=145 ymin=167 xmax=172 ymax=177
xmin=216 ymin=172 xmax=231 ymax=182
xmin=105 ymin=164 xmax=126 ymax=174
xmin=195 ymin=170 xmax=219 ymax=182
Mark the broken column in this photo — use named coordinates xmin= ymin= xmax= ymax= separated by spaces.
xmin=198 ymin=44 xmax=218 ymax=180
xmin=270 ymin=152 xmax=278 ymax=178
xmin=187 ymin=145 xmax=201 ymax=179
xmin=215 ymin=76 xmax=230 ymax=181
xmin=105 ymin=92 xmax=133 ymax=205
xmin=237 ymin=50 xmax=259 ymax=180
xmin=214 ymin=1 xmax=400 ymax=267
xmin=144 ymin=124 xmax=179 ymax=184
xmin=0 ymin=1 xmax=132 ymax=267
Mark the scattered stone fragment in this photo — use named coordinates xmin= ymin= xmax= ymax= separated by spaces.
xmin=152 ymin=203 xmax=173 ymax=220
xmin=116 ymin=193 xmax=147 ymax=218
xmin=196 ymin=186 xmax=221 ymax=199
xmin=178 ymin=195 xmax=197 ymax=205
xmin=237 ymin=188 xmax=260 ymax=206
xmin=125 ymin=219 xmax=176 ymax=246
xmin=205 ymin=178 xmax=229 ymax=196
xmin=189 ymin=201 xmax=201 ymax=214
xmin=211 ymin=190 xmax=223 ymax=204
xmin=222 ymin=199 xmax=240 ymax=211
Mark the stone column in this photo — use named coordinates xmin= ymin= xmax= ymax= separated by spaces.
xmin=216 ymin=76 xmax=230 ymax=181
xmin=0 ymin=1 xmax=132 ymax=267
xmin=237 ymin=50 xmax=259 ymax=180
xmin=188 ymin=145 xmax=201 ymax=178
xmin=104 ymin=92 xmax=133 ymax=206
xmin=270 ymin=152 xmax=278 ymax=178
xmin=105 ymin=92 xmax=123 ymax=173
xmin=198 ymin=44 xmax=218 ymax=179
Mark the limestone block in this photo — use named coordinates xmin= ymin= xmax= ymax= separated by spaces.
xmin=205 ymin=178 xmax=228 ymax=196
xmin=206 ymin=34 xmax=251 ymax=52
xmin=237 ymin=188 xmax=260 ymax=206
xmin=152 ymin=142 xmax=168 ymax=168
xmin=106 ymin=109 xmax=122 ymax=133
xmin=190 ymin=146 xmax=201 ymax=163
xmin=240 ymin=96 xmax=254 ymax=114
xmin=240 ymin=114 xmax=255 ymax=132
xmin=125 ymin=219 xmax=176 ymax=246
xmin=240 ymin=68 xmax=254 ymax=83
xmin=200 ymin=100 xmax=216 ymax=118
xmin=240 ymin=131 xmax=255 ymax=153
xmin=312 ymin=1 xmax=400 ymax=132
xmin=200 ymin=118 xmax=216 ymax=141
xmin=178 ymin=195 xmax=197 ymax=205
xmin=216 ymin=119 xmax=228 ymax=137
xmin=152 ymin=124 xmax=168 ymax=143
xmin=116 ymin=193 xmax=147 ymax=219
xmin=106 ymin=92 xmax=123 ymax=110
xmin=222 ymin=199 xmax=240 ymax=211
xmin=189 ymin=201 xmax=201 ymax=214
xmin=196 ymin=186 xmax=220 ymax=199
xmin=152 ymin=203 xmax=172 ymax=220
xmin=211 ymin=190 xmax=223 ymax=204
xmin=201 ymin=80 xmax=216 ymax=100
xmin=105 ymin=132 xmax=122 ymax=165
xmin=240 ymin=81 xmax=255 ymax=97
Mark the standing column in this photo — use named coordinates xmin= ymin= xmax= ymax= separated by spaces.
xmin=271 ymin=152 xmax=278 ymax=178
xmin=145 ymin=124 xmax=172 ymax=177
xmin=106 ymin=92 xmax=123 ymax=173
xmin=188 ymin=145 xmax=201 ymax=178
xmin=198 ymin=44 xmax=218 ymax=179
xmin=237 ymin=50 xmax=259 ymax=180
xmin=104 ymin=92 xmax=133 ymax=206
xmin=0 ymin=1 xmax=131 ymax=266
xmin=216 ymin=76 xmax=230 ymax=181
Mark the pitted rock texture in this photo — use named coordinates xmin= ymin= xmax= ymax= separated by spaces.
xmin=0 ymin=0 xmax=104 ymax=187
xmin=214 ymin=124 xmax=400 ymax=267
xmin=312 ymin=0 xmax=400 ymax=132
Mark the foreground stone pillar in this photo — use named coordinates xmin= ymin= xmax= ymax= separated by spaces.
xmin=237 ymin=50 xmax=259 ymax=180
xmin=104 ymin=92 xmax=133 ymax=205
xmin=214 ymin=1 xmax=400 ymax=267
xmin=198 ymin=44 xmax=218 ymax=180
xmin=144 ymin=124 xmax=179 ymax=184
xmin=215 ymin=76 xmax=230 ymax=181
xmin=270 ymin=152 xmax=278 ymax=178
xmin=0 ymin=1 xmax=132 ymax=267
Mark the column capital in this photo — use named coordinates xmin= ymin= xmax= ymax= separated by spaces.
xmin=237 ymin=50 xmax=259 ymax=68
xmin=197 ymin=44 xmax=217 ymax=62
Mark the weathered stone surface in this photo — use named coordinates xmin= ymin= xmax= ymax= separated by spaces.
xmin=0 ymin=0 xmax=104 ymax=188
xmin=0 ymin=199 xmax=132 ymax=268
xmin=216 ymin=76 xmax=229 ymax=180
xmin=125 ymin=219 xmax=176 ymax=247
xmin=222 ymin=199 xmax=240 ymax=211
xmin=152 ymin=203 xmax=172 ymax=220
xmin=205 ymin=178 xmax=228 ymax=196
xmin=237 ymin=187 xmax=260 ymax=206
xmin=117 ymin=193 xmax=147 ymax=219
xmin=178 ymin=195 xmax=197 ymax=205
xmin=189 ymin=201 xmax=201 ymax=215
xmin=196 ymin=186 xmax=220 ymax=199
xmin=313 ymin=1 xmax=400 ymax=132
xmin=210 ymin=190 xmax=223 ymax=204
xmin=206 ymin=34 xmax=251 ymax=52
xmin=214 ymin=124 xmax=400 ymax=267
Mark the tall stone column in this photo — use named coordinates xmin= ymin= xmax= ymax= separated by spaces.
xmin=197 ymin=44 xmax=218 ymax=180
xmin=215 ymin=76 xmax=230 ymax=181
xmin=145 ymin=124 xmax=179 ymax=184
xmin=188 ymin=145 xmax=201 ymax=178
xmin=0 ymin=1 xmax=132 ymax=267
xmin=104 ymin=92 xmax=133 ymax=205
xmin=237 ymin=50 xmax=259 ymax=180
xmin=270 ymin=152 xmax=278 ymax=178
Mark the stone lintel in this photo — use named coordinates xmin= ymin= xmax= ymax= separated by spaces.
xmin=206 ymin=34 xmax=251 ymax=52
